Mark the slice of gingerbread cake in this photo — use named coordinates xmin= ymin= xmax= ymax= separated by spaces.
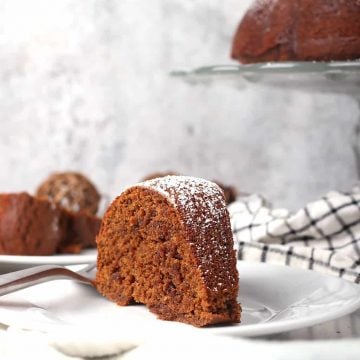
xmin=96 ymin=175 xmax=240 ymax=327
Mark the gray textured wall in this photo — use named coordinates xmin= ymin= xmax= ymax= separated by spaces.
xmin=0 ymin=0 xmax=358 ymax=210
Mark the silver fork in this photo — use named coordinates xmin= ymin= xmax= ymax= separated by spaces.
xmin=0 ymin=263 xmax=96 ymax=296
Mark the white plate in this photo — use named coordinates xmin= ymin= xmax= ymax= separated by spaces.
xmin=2 ymin=261 xmax=360 ymax=337
xmin=171 ymin=61 xmax=360 ymax=96
xmin=211 ymin=261 xmax=360 ymax=336
xmin=0 ymin=249 xmax=97 ymax=273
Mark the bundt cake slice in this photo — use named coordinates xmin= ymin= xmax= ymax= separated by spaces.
xmin=96 ymin=176 xmax=240 ymax=327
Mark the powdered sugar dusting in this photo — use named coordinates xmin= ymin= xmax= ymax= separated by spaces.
xmin=136 ymin=175 xmax=238 ymax=292
xmin=140 ymin=175 xmax=225 ymax=228
xmin=250 ymin=0 xmax=278 ymax=13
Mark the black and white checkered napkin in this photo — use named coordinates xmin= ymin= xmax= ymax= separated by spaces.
xmin=228 ymin=186 xmax=360 ymax=283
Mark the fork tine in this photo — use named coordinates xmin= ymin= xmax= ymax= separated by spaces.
xmin=0 ymin=265 xmax=94 ymax=297
xmin=77 ymin=262 xmax=97 ymax=275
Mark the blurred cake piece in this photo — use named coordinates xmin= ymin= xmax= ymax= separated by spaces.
xmin=58 ymin=210 xmax=101 ymax=254
xmin=36 ymin=172 xmax=101 ymax=215
xmin=0 ymin=192 xmax=64 ymax=255
xmin=214 ymin=181 xmax=237 ymax=205
xmin=0 ymin=190 xmax=101 ymax=255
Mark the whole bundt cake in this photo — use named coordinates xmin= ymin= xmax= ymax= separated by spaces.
xmin=231 ymin=0 xmax=360 ymax=63
xmin=96 ymin=176 xmax=240 ymax=327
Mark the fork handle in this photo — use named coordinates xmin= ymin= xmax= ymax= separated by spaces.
xmin=0 ymin=265 xmax=93 ymax=297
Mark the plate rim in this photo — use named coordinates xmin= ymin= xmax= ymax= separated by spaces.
xmin=209 ymin=298 xmax=360 ymax=337
xmin=0 ymin=248 xmax=97 ymax=266
xmin=171 ymin=60 xmax=360 ymax=78
xmin=207 ymin=261 xmax=360 ymax=337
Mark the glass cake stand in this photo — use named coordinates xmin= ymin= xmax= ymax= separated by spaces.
xmin=171 ymin=61 xmax=360 ymax=95
xmin=171 ymin=61 xmax=360 ymax=175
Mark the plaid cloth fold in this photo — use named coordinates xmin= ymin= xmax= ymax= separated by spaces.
xmin=228 ymin=186 xmax=360 ymax=283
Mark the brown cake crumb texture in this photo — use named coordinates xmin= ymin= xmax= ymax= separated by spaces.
xmin=96 ymin=176 xmax=241 ymax=327
xmin=36 ymin=172 xmax=101 ymax=215
xmin=231 ymin=0 xmax=360 ymax=63
xmin=0 ymin=192 xmax=101 ymax=255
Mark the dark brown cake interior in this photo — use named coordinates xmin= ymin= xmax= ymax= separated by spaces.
xmin=96 ymin=186 xmax=240 ymax=327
